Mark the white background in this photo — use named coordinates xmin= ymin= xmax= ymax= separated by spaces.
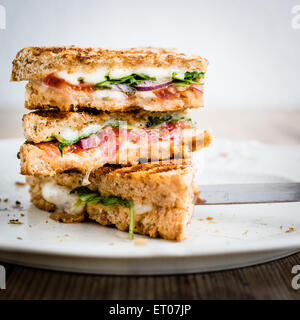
xmin=0 ymin=0 xmax=299 ymax=110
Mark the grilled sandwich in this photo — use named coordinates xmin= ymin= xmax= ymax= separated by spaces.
xmin=11 ymin=47 xmax=208 ymax=112
xmin=12 ymin=46 xmax=210 ymax=241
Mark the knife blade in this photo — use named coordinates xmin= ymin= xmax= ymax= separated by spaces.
xmin=195 ymin=183 xmax=300 ymax=205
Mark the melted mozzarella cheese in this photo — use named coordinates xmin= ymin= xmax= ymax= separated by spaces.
xmin=93 ymin=90 xmax=126 ymax=101
xmin=57 ymin=123 xmax=102 ymax=143
xmin=134 ymin=203 xmax=153 ymax=214
xmin=137 ymin=91 xmax=156 ymax=99
xmin=56 ymin=69 xmax=107 ymax=85
xmin=56 ymin=67 xmax=186 ymax=85
xmin=41 ymin=182 xmax=85 ymax=215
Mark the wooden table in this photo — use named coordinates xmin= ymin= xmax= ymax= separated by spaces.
xmin=0 ymin=108 xmax=299 ymax=300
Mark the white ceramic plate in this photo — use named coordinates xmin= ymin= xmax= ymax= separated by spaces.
xmin=0 ymin=138 xmax=299 ymax=275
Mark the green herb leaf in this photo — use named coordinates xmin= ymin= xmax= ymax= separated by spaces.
xmin=70 ymin=187 xmax=132 ymax=208
xmin=70 ymin=199 xmax=82 ymax=213
xmin=45 ymin=136 xmax=55 ymax=142
xmin=146 ymin=115 xmax=172 ymax=127
xmin=172 ymin=71 xmax=205 ymax=86
xmin=128 ymin=205 xmax=135 ymax=240
xmin=58 ymin=143 xmax=66 ymax=157
xmin=146 ymin=115 xmax=194 ymax=128
xmin=95 ymin=73 xmax=156 ymax=88
xmin=70 ymin=186 xmax=135 ymax=239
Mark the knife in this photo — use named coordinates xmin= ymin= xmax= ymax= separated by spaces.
xmin=196 ymin=183 xmax=300 ymax=205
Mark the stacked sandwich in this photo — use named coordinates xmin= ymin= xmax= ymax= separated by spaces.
xmin=11 ymin=47 xmax=210 ymax=240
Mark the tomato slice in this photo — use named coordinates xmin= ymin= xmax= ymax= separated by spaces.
xmin=43 ymin=74 xmax=95 ymax=92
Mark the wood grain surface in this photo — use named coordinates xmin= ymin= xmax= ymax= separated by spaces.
xmin=0 ymin=108 xmax=299 ymax=300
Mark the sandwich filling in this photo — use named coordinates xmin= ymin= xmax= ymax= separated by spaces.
xmin=34 ymin=115 xmax=202 ymax=158
xmin=41 ymin=181 xmax=153 ymax=239
xmin=41 ymin=70 xmax=204 ymax=103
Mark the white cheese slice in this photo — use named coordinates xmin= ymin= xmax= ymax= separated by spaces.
xmin=134 ymin=203 xmax=153 ymax=214
xmin=56 ymin=123 xmax=102 ymax=143
xmin=137 ymin=91 xmax=156 ymax=99
xmin=56 ymin=69 xmax=107 ymax=85
xmin=93 ymin=90 xmax=126 ymax=101
xmin=41 ymin=182 xmax=85 ymax=215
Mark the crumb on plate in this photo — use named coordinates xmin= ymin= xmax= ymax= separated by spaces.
xmin=15 ymin=181 xmax=26 ymax=187
xmin=9 ymin=219 xmax=23 ymax=224
xmin=134 ymin=239 xmax=147 ymax=246
xmin=285 ymin=227 xmax=296 ymax=233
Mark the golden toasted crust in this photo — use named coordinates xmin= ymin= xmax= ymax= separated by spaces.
xmin=25 ymin=160 xmax=193 ymax=208
xmin=22 ymin=109 xmax=187 ymax=143
xmin=11 ymin=46 xmax=208 ymax=81
xmin=87 ymin=204 xmax=190 ymax=241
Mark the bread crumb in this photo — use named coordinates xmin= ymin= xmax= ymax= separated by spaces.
xmin=285 ymin=227 xmax=296 ymax=233
xmin=198 ymin=218 xmax=204 ymax=221
xmin=4 ymin=198 xmax=8 ymax=203
xmin=206 ymin=217 xmax=213 ymax=221
xmin=15 ymin=181 xmax=26 ymax=187
xmin=17 ymin=237 xmax=22 ymax=240
xmin=9 ymin=219 xmax=23 ymax=224
xmin=134 ymin=239 xmax=147 ymax=246
xmin=219 ymin=153 xmax=228 ymax=158
xmin=20 ymin=213 xmax=25 ymax=217
xmin=64 ymin=234 xmax=70 ymax=238
xmin=280 ymin=226 xmax=283 ymax=229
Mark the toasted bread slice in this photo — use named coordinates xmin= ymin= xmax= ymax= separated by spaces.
xmin=11 ymin=47 xmax=208 ymax=81
xmin=26 ymin=161 xmax=195 ymax=240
